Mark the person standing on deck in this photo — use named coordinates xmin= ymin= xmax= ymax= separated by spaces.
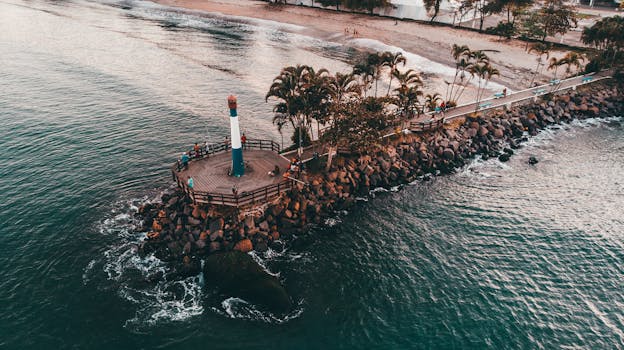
xmin=193 ymin=143 xmax=201 ymax=158
xmin=241 ymin=133 xmax=247 ymax=150
xmin=181 ymin=152 xmax=189 ymax=170
xmin=187 ymin=176 xmax=194 ymax=190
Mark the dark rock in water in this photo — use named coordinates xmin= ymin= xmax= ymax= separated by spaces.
xmin=528 ymin=156 xmax=539 ymax=165
xmin=255 ymin=241 xmax=269 ymax=253
xmin=498 ymin=153 xmax=511 ymax=162
xmin=203 ymin=251 xmax=292 ymax=313
xmin=270 ymin=240 xmax=285 ymax=253
xmin=442 ymin=148 xmax=455 ymax=160
xmin=168 ymin=257 xmax=201 ymax=280
xmin=503 ymin=148 xmax=514 ymax=155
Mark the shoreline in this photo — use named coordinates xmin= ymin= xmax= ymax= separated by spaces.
xmin=135 ymin=81 xmax=623 ymax=311
xmin=149 ymin=0 xmax=565 ymax=94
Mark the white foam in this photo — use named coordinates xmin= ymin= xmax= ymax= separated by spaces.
xmin=93 ymin=193 xmax=207 ymax=329
xmin=82 ymin=259 xmax=96 ymax=285
xmin=248 ymin=251 xmax=281 ymax=277
xmin=324 ymin=216 xmax=342 ymax=227
xmin=219 ymin=297 xmax=304 ymax=323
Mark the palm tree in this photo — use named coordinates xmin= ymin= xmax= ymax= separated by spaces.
xmin=392 ymin=68 xmax=422 ymax=87
xmin=447 ymin=44 xmax=471 ymax=103
xmin=470 ymin=50 xmax=490 ymax=64
xmin=382 ymin=51 xmax=407 ymax=96
xmin=450 ymin=49 xmax=492 ymax=105
xmin=266 ymin=64 xmax=331 ymax=154
xmin=424 ymin=92 xmax=443 ymax=113
xmin=353 ymin=61 xmax=375 ymax=97
xmin=528 ymin=42 xmax=551 ymax=86
xmin=472 ymin=62 xmax=500 ymax=110
xmin=392 ymin=69 xmax=423 ymax=118
xmin=266 ymin=65 xmax=307 ymax=130
xmin=560 ymin=52 xmax=585 ymax=77
xmin=450 ymin=57 xmax=475 ymax=104
xmin=328 ymin=72 xmax=361 ymax=105
xmin=548 ymin=56 xmax=562 ymax=80
xmin=353 ymin=52 xmax=386 ymax=98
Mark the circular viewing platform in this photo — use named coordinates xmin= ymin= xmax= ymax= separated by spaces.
xmin=172 ymin=139 xmax=293 ymax=207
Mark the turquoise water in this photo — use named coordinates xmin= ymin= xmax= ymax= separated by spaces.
xmin=1 ymin=0 xmax=624 ymax=348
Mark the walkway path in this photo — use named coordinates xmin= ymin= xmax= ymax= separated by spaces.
xmin=410 ymin=71 xmax=611 ymax=128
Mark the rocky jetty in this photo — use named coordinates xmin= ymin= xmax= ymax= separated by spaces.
xmin=135 ymin=82 xmax=623 ymax=310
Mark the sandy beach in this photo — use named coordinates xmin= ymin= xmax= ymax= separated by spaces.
xmin=153 ymin=0 xmax=569 ymax=102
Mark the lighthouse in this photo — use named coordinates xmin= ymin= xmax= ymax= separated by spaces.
xmin=227 ymin=95 xmax=244 ymax=177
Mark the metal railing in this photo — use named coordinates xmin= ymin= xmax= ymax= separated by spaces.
xmin=409 ymin=118 xmax=445 ymax=132
xmin=175 ymin=139 xmax=281 ymax=170
xmin=173 ymin=172 xmax=294 ymax=207
xmin=171 ymin=138 xmax=291 ymax=207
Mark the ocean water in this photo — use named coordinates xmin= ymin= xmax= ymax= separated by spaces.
xmin=1 ymin=0 xmax=624 ymax=348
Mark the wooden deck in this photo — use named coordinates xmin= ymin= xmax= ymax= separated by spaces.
xmin=177 ymin=149 xmax=290 ymax=195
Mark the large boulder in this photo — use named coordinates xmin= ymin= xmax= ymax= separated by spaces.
xmin=234 ymin=238 xmax=253 ymax=253
xmin=442 ymin=148 xmax=455 ymax=160
xmin=478 ymin=126 xmax=489 ymax=136
xmin=203 ymin=251 xmax=292 ymax=313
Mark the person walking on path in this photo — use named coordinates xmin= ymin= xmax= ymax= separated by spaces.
xmin=241 ymin=133 xmax=247 ymax=150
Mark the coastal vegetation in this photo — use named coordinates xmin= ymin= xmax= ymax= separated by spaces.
xmin=581 ymin=16 xmax=624 ymax=76
xmin=266 ymin=50 xmax=432 ymax=155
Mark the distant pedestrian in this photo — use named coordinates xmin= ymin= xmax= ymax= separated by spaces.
xmin=187 ymin=176 xmax=194 ymax=189
xmin=181 ymin=152 xmax=189 ymax=170
xmin=503 ymin=88 xmax=507 ymax=97
xmin=193 ymin=142 xmax=201 ymax=158
xmin=269 ymin=164 xmax=280 ymax=177
xmin=241 ymin=133 xmax=247 ymax=149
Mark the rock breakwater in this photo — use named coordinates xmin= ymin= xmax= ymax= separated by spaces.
xmin=135 ymin=82 xmax=623 ymax=308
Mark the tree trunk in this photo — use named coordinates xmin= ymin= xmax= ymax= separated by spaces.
xmin=326 ymin=145 xmax=335 ymax=171
xmin=479 ymin=13 xmax=485 ymax=32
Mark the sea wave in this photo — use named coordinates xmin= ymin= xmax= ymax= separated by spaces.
xmin=117 ymin=0 xmax=306 ymax=32
xmin=85 ymin=195 xmax=206 ymax=330
xmin=214 ymin=297 xmax=304 ymax=324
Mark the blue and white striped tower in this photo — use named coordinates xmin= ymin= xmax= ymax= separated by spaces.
xmin=227 ymin=95 xmax=244 ymax=177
